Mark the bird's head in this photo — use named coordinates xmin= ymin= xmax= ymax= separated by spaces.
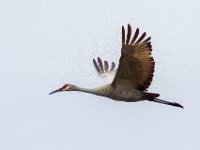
xmin=49 ymin=84 xmax=76 ymax=95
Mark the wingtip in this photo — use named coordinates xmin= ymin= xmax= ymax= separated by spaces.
xmin=104 ymin=60 xmax=109 ymax=72
xmin=126 ymin=24 xmax=132 ymax=44
xmin=93 ymin=58 xmax=97 ymax=63
xmin=136 ymin=32 xmax=146 ymax=43
xmin=110 ymin=62 xmax=116 ymax=71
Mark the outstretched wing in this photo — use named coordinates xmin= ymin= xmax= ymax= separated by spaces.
xmin=112 ymin=24 xmax=154 ymax=91
xmin=93 ymin=57 xmax=117 ymax=83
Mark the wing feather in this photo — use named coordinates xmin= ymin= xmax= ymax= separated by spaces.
xmin=122 ymin=26 xmax=125 ymax=45
xmin=112 ymin=25 xmax=154 ymax=91
xmin=97 ymin=57 xmax=104 ymax=72
xmin=93 ymin=59 xmax=100 ymax=73
xmin=126 ymin=24 xmax=131 ymax=44
xmin=104 ymin=61 xmax=109 ymax=72
xmin=136 ymin=32 xmax=146 ymax=43
xmin=130 ymin=28 xmax=139 ymax=44
xmin=93 ymin=57 xmax=117 ymax=83
xmin=110 ymin=62 xmax=116 ymax=71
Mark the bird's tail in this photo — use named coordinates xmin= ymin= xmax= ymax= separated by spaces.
xmin=144 ymin=93 xmax=160 ymax=100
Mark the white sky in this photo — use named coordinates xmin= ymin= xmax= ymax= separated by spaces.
xmin=0 ymin=0 xmax=200 ymax=149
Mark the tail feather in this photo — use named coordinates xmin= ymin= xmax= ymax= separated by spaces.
xmin=145 ymin=93 xmax=160 ymax=100
xmin=150 ymin=98 xmax=184 ymax=109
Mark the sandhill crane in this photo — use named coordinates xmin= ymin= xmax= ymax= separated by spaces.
xmin=49 ymin=24 xmax=183 ymax=108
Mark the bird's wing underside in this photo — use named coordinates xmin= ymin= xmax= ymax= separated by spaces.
xmin=112 ymin=24 xmax=155 ymax=91
xmin=93 ymin=57 xmax=117 ymax=83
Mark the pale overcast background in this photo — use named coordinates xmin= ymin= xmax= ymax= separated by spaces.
xmin=0 ymin=0 xmax=200 ymax=149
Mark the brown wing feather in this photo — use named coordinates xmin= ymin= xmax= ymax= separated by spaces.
xmin=112 ymin=25 xmax=154 ymax=91
xmin=122 ymin=26 xmax=125 ymax=45
xmin=130 ymin=28 xmax=139 ymax=44
xmin=126 ymin=24 xmax=131 ymax=44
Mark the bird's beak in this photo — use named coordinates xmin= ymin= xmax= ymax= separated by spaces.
xmin=49 ymin=88 xmax=62 ymax=95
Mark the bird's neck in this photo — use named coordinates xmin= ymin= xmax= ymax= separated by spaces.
xmin=74 ymin=85 xmax=110 ymax=97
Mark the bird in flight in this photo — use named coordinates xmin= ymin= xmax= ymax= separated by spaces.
xmin=49 ymin=24 xmax=183 ymax=108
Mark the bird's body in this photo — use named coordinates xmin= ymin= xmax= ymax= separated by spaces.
xmin=93 ymin=84 xmax=155 ymax=102
xmin=78 ymin=84 xmax=144 ymax=101
xmin=65 ymin=84 xmax=156 ymax=102
xmin=50 ymin=24 xmax=183 ymax=108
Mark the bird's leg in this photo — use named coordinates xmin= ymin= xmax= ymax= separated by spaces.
xmin=149 ymin=98 xmax=184 ymax=109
